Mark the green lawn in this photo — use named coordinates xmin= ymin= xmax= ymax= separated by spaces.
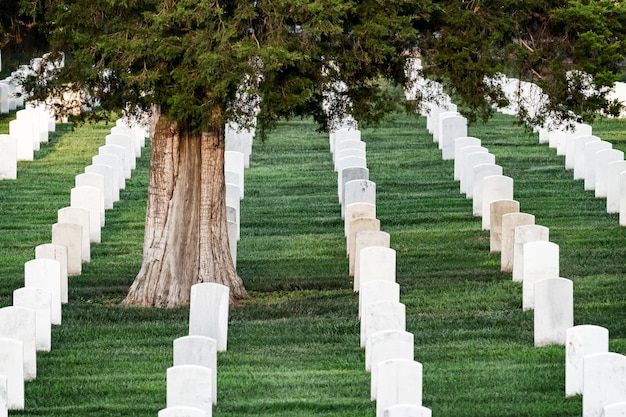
xmin=0 ymin=108 xmax=625 ymax=416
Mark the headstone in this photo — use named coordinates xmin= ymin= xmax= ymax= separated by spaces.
xmin=166 ymin=365 xmax=212 ymax=417
xmin=376 ymin=359 xmax=423 ymax=417
xmin=0 ymin=83 xmax=8 ymax=113
xmin=500 ymin=212 xmax=535 ymax=273
xmin=359 ymin=280 xmax=400 ymax=319
xmin=52 ymin=222 xmax=82 ymax=276
xmin=482 ymin=175 xmax=514 ymax=230
xmin=354 ymin=231 xmax=390 ymax=291
xmin=0 ymin=338 xmax=24 ymax=410
xmin=621 ymin=171 xmax=626 ymax=226
xmin=573 ymin=135 xmax=601 ymax=180
xmin=330 ymin=128 xmax=361 ymax=154
xmin=0 ymin=373 xmax=6 ymax=417
xmin=86 ymin=164 xmax=117 ymax=207
xmin=604 ymin=402 xmax=626 ymax=417
xmin=0 ymin=307 xmax=36 ymax=381
xmin=565 ymin=123 xmax=593 ymax=170
xmin=565 ymin=325 xmax=609 ymax=397
xmin=367 ymin=330 xmax=414 ymax=398
xmin=226 ymin=205 xmax=239 ymax=241
xmin=456 ymin=145 xmax=487 ymax=189
xmin=335 ymin=157 xmax=367 ymax=191
xmin=489 ymin=200 xmax=520 ymax=253
xmin=111 ymin=125 xmax=142 ymax=158
xmin=583 ymin=352 xmax=626 ymax=417
xmin=35 ymin=243 xmax=69 ymax=303
xmin=189 ymin=283 xmax=229 ymax=352
xmin=472 ymin=164 xmax=503 ymax=216
xmin=596 ymin=149 xmax=624 ymax=198
xmin=522 ymin=241 xmax=559 ymax=310
xmin=339 ymin=166 xmax=369 ymax=205
xmin=224 ymin=151 xmax=244 ymax=195
xmin=384 ymin=405 xmax=432 ymax=417
xmin=429 ymin=104 xmax=456 ymax=140
xmin=93 ymin=153 xmax=125 ymax=191
xmin=58 ymin=206 xmax=91 ymax=264
xmin=106 ymin=133 xmax=136 ymax=171
xmin=345 ymin=203 xmax=376 ymax=238
xmin=227 ymin=220 xmax=237 ymax=267
xmin=357 ymin=246 xmax=396 ymax=293
xmin=225 ymin=171 xmax=242 ymax=199
xmin=70 ymin=186 xmax=103 ymax=243
xmin=607 ymin=161 xmax=626 ymax=213
xmin=343 ymin=180 xmax=376 ymax=219
xmin=549 ymin=130 xmax=565 ymax=152
xmin=158 ymin=406 xmax=207 ymax=417
xmin=9 ymin=118 xmax=35 ymax=161
xmin=453 ymin=137 xmax=481 ymax=180
xmin=440 ymin=115 xmax=467 ymax=160
xmin=361 ymin=300 xmax=405 ymax=348
xmin=76 ymin=172 xmax=110 ymax=213
xmin=348 ymin=218 xmax=381 ymax=274
xmin=24 ymin=258 xmax=62 ymax=325
xmin=13 ymin=287 xmax=52 ymax=351
xmin=99 ymin=144 xmax=129 ymax=182
xmin=0 ymin=135 xmax=17 ymax=180
xmin=16 ymin=108 xmax=42 ymax=151
xmin=512 ymin=224 xmax=549 ymax=282
xmin=333 ymin=139 xmax=366 ymax=165
xmin=534 ymin=277 xmax=573 ymax=346
xmin=174 ymin=336 xmax=217 ymax=404
xmin=584 ymin=141 xmax=613 ymax=191
xmin=461 ymin=151 xmax=494 ymax=196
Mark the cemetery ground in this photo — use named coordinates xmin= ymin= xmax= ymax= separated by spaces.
xmin=0 ymin=108 xmax=626 ymax=416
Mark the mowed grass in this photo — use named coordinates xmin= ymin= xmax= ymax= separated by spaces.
xmin=0 ymin=107 xmax=625 ymax=416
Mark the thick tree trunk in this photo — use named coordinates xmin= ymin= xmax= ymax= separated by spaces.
xmin=123 ymin=109 xmax=249 ymax=308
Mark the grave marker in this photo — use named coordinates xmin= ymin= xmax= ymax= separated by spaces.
xmin=472 ymin=164 xmax=503 ymax=216
xmin=376 ymin=359 xmax=423 ymax=417
xmin=167 ymin=365 xmax=212 ymax=416
xmin=0 ymin=338 xmax=23 ymax=410
xmin=58 ymin=206 xmax=91 ymax=264
xmin=35 ymin=243 xmax=68 ymax=303
xmin=584 ymin=141 xmax=613 ymax=191
xmin=52 ymin=222 xmax=82 ymax=276
xmin=367 ymin=330 xmax=414 ymax=399
xmin=453 ymin=137 xmax=481 ymax=180
xmin=489 ymin=200 xmax=519 ymax=253
xmin=482 ymin=175 xmax=514 ymax=230
xmin=354 ymin=231 xmax=390 ymax=291
xmin=24 ymin=258 xmax=62 ymax=325
xmin=71 ymin=186 xmax=104 ymax=243
xmin=573 ymin=135 xmax=601 ymax=180
xmin=0 ymin=307 xmax=36 ymax=381
xmin=343 ymin=180 xmax=376 ymax=220
xmin=189 ymin=283 xmax=229 ymax=352
xmin=500 ymin=212 xmax=535 ymax=273
xmin=512 ymin=224 xmax=549 ymax=282
xmin=606 ymin=161 xmax=626 ymax=213
xmin=359 ymin=280 xmax=400 ymax=320
xmin=0 ymin=135 xmax=17 ymax=180
xmin=534 ymin=277 xmax=573 ymax=346
xmin=583 ymin=352 xmax=626 ymax=417
xmin=174 ymin=336 xmax=217 ymax=404
xmin=361 ymin=300 xmax=405 ymax=348
xmin=522 ymin=241 xmax=559 ymax=310
xmin=565 ymin=325 xmax=609 ymax=397
xmin=13 ymin=287 xmax=51 ymax=351
xmin=384 ymin=405 xmax=432 ymax=417
xmin=595 ymin=149 xmax=624 ymax=198
xmin=462 ymin=151 xmax=494 ymax=196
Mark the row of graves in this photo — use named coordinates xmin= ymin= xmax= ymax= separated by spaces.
xmin=407 ymin=58 xmax=626 ymax=417
xmin=160 ymin=121 xmax=256 ymax=417
xmin=0 ymin=98 xmax=148 ymax=415
xmin=0 ymin=56 xmax=62 ymax=180
xmin=325 ymin=81 xmax=431 ymax=416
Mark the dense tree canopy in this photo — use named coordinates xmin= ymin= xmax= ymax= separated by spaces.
xmin=15 ymin=0 xmax=626 ymax=306
xmin=420 ymin=0 xmax=626 ymax=125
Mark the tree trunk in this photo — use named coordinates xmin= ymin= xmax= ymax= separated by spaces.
xmin=123 ymin=108 xmax=249 ymax=308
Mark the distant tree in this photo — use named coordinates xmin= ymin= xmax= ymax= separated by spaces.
xmin=419 ymin=0 xmax=626 ymax=125
xmin=21 ymin=0 xmax=429 ymax=307
xmin=0 ymin=1 xmax=47 ymax=71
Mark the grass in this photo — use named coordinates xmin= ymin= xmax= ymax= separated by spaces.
xmin=0 ymin=107 xmax=625 ymax=416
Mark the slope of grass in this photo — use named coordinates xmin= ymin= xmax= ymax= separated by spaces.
xmin=0 ymin=108 xmax=625 ymax=416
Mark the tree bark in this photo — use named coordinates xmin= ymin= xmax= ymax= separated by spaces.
xmin=123 ymin=108 xmax=249 ymax=308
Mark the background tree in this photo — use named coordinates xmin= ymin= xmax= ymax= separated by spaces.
xmin=419 ymin=0 xmax=626 ymax=126
xmin=22 ymin=0 xmax=429 ymax=307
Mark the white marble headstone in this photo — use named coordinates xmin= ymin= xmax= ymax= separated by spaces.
xmin=166 ymin=365 xmax=212 ymax=416
xmin=174 ymin=336 xmax=217 ymax=404
xmin=534 ymin=278 xmax=573 ymax=346
xmin=376 ymin=359 xmax=423 ymax=417
xmin=189 ymin=283 xmax=229 ymax=352
xmin=583 ymin=352 xmax=626 ymax=417
xmin=522 ymin=241 xmax=559 ymax=310
xmin=0 ymin=307 xmax=36 ymax=381
xmin=0 ymin=338 xmax=24 ymax=410
xmin=565 ymin=325 xmax=609 ymax=397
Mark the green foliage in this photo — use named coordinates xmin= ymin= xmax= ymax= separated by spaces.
xmin=20 ymin=0 xmax=430 ymax=133
xmin=421 ymin=0 xmax=626 ymax=125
